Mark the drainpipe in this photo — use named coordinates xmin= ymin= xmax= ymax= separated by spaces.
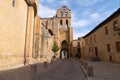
xmin=24 ymin=5 xmax=29 ymax=65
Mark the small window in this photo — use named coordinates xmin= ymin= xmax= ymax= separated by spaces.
xmin=60 ymin=20 xmax=62 ymax=28
xmin=12 ymin=0 xmax=15 ymax=7
xmin=105 ymin=26 xmax=108 ymax=35
xmin=94 ymin=35 xmax=96 ymax=42
xmin=116 ymin=42 xmax=120 ymax=52
xmin=107 ymin=44 xmax=111 ymax=52
xmin=65 ymin=12 xmax=68 ymax=17
xmin=113 ymin=20 xmax=118 ymax=31
xmin=77 ymin=42 xmax=80 ymax=47
xmin=89 ymin=47 xmax=93 ymax=52
xmin=60 ymin=12 xmax=63 ymax=17
xmin=77 ymin=48 xmax=80 ymax=52
xmin=66 ymin=20 xmax=68 ymax=27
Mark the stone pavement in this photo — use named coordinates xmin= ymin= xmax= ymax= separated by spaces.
xmin=33 ymin=58 xmax=87 ymax=80
xmin=78 ymin=59 xmax=120 ymax=80
xmin=0 ymin=65 xmax=32 ymax=80
xmin=0 ymin=58 xmax=87 ymax=80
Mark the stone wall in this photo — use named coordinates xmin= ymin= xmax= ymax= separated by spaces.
xmin=0 ymin=0 xmax=28 ymax=69
xmin=0 ymin=0 xmax=38 ymax=70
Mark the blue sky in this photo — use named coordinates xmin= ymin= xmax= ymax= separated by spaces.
xmin=38 ymin=0 xmax=120 ymax=39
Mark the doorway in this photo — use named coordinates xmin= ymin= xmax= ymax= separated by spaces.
xmin=109 ymin=56 xmax=112 ymax=62
xmin=60 ymin=40 xmax=68 ymax=59
xmin=60 ymin=49 xmax=68 ymax=59
xmin=95 ymin=47 xmax=98 ymax=56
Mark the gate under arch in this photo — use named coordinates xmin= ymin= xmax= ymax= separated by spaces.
xmin=60 ymin=40 xmax=69 ymax=59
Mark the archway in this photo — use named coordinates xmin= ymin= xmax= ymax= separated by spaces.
xmin=60 ymin=40 xmax=69 ymax=59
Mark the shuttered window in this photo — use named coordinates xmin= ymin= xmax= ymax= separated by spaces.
xmin=107 ymin=44 xmax=111 ymax=52
xmin=116 ymin=42 xmax=120 ymax=52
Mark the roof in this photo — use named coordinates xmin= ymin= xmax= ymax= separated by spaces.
xmin=83 ymin=8 xmax=120 ymax=38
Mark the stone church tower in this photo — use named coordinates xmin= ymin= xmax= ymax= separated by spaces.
xmin=41 ymin=6 xmax=73 ymax=58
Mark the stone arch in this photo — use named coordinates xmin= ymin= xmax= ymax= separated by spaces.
xmin=60 ymin=40 xmax=69 ymax=59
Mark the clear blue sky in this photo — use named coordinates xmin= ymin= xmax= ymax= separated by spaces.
xmin=38 ymin=0 xmax=120 ymax=39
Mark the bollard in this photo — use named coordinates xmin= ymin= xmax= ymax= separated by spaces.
xmin=87 ymin=66 xmax=94 ymax=77
xmin=43 ymin=61 xmax=48 ymax=68
xmin=79 ymin=59 xmax=84 ymax=65
xmin=31 ymin=64 xmax=37 ymax=74
xmin=84 ymin=62 xmax=88 ymax=69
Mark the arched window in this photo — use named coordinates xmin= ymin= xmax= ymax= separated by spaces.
xmin=60 ymin=20 xmax=62 ymax=28
xmin=66 ymin=20 xmax=68 ymax=27
xmin=65 ymin=12 xmax=68 ymax=17
xmin=60 ymin=12 xmax=63 ymax=17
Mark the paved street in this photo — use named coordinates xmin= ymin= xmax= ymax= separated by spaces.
xmin=86 ymin=61 xmax=120 ymax=80
xmin=33 ymin=58 xmax=87 ymax=80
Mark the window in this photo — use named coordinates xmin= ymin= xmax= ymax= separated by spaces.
xmin=113 ymin=20 xmax=118 ymax=31
xmin=66 ymin=20 xmax=68 ymax=27
xmin=12 ymin=0 xmax=15 ymax=7
xmin=65 ymin=12 xmax=68 ymax=17
xmin=89 ymin=47 xmax=93 ymax=52
xmin=77 ymin=48 xmax=80 ymax=52
xmin=105 ymin=26 xmax=108 ymax=35
xmin=94 ymin=35 xmax=96 ymax=42
xmin=107 ymin=44 xmax=111 ymax=52
xmin=60 ymin=20 xmax=62 ymax=28
xmin=90 ymin=36 xmax=92 ymax=43
xmin=116 ymin=42 xmax=120 ymax=52
xmin=77 ymin=42 xmax=80 ymax=47
xmin=60 ymin=12 xmax=63 ymax=17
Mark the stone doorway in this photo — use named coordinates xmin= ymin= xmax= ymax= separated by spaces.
xmin=60 ymin=40 xmax=69 ymax=59
xmin=60 ymin=49 xmax=68 ymax=59
xmin=95 ymin=47 xmax=98 ymax=56
xmin=109 ymin=55 xmax=112 ymax=62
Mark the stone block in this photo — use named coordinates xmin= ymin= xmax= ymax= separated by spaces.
xmin=87 ymin=66 xmax=94 ymax=77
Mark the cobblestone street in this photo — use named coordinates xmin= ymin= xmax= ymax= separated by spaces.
xmin=33 ymin=58 xmax=87 ymax=80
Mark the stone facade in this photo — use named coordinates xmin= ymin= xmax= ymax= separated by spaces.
xmin=40 ymin=6 xmax=73 ymax=59
xmin=0 ymin=0 xmax=38 ymax=70
xmin=0 ymin=1 xmax=73 ymax=71
xmin=80 ymin=8 xmax=120 ymax=63
xmin=71 ymin=39 xmax=81 ymax=58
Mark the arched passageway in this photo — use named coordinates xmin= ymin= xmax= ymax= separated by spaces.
xmin=60 ymin=40 xmax=69 ymax=59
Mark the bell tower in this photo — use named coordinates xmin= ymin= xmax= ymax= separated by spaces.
xmin=55 ymin=6 xmax=73 ymax=58
xmin=56 ymin=6 xmax=71 ymax=30
xmin=41 ymin=6 xmax=73 ymax=59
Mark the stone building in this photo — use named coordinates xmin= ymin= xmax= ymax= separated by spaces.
xmin=80 ymin=8 xmax=120 ymax=63
xmin=71 ymin=38 xmax=81 ymax=58
xmin=0 ymin=1 xmax=73 ymax=70
xmin=40 ymin=6 xmax=73 ymax=59
xmin=0 ymin=0 xmax=39 ymax=70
